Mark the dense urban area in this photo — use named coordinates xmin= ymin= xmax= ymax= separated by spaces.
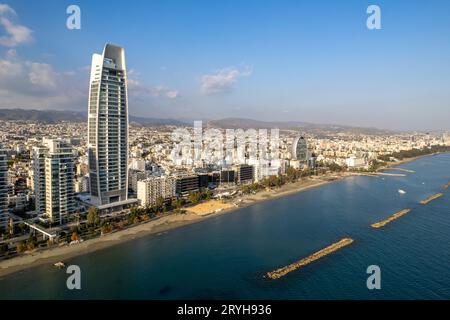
xmin=0 ymin=118 xmax=449 ymax=259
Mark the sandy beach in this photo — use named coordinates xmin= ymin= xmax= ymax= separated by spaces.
xmin=185 ymin=200 xmax=234 ymax=216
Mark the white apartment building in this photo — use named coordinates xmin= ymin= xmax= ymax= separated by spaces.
xmin=345 ymin=155 xmax=367 ymax=168
xmin=137 ymin=176 xmax=176 ymax=206
xmin=33 ymin=139 xmax=75 ymax=224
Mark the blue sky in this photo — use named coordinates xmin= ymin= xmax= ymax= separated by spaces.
xmin=1 ymin=0 xmax=450 ymax=130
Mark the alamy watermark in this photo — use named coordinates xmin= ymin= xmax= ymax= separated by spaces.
xmin=366 ymin=265 xmax=381 ymax=290
xmin=170 ymin=121 xmax=280 ymax=166
xmin=367 ymin=5 xmax=381 ymax=30
xmin=66 ymin=265 xmax=81 ymax=290
xmin=66 ymin=5 xmax=81 ymax=30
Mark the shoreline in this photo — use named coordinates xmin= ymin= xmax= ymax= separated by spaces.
xmin=0 ymin=175 xmax=343 ymax=277
xmin=0 ymin=152 xmax=444 ymax=278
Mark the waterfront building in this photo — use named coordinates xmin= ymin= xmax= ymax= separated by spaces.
xmin=220 ymin=169 xmax=235 ymax=184
xmin=175 ymin=174 xmax=200 ymax=198
xmin=32 ymin=139 xmax=76 ymax=224
xmin=137 ymin=176 xmax=176 ymax=206
xmin=0 ymin=145 xmax=8 ymax=229
xmin=88 ymin=44 xmax=129 ymax=206
xmin=206 ymin=171 xmax=220 ymax=188
xmin=31 ymin=145 xmax=47 ymax=215
xmin=345 ymin=155 xmax=366 ymax=168
xmin=234 ymin=164 xmax=254 ymax=184
xmin=198 ymin=173 xmax=209 ymax=189
xmin=44 ymin=139 xmax=75 ymax=224
xmin=292 ymin=135 xmax=308 ymax=163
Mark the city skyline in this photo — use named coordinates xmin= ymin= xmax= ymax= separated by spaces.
xmin=0 ymin=0 xmax=450 ymax=131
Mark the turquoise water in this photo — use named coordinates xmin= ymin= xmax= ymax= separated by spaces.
xmin=1 ymin=154 xmax=450 ymax=299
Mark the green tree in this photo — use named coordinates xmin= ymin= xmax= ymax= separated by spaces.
xmin=16 ymin=241 xmax=26 ymax=253
xmin=202 ymin=189 xmax=213 ymax=200
xmin=286 ymin=167 xmax=301 ymax=182
xmin=26 ymin=235 xmax=37 ymax=251
xmin=328 ymin=162 xmax=345 ymax=172
xmin=18 ymin=223 xmax=27 ymax=234
xmin=174 ymin=198 xmax=184 ymax=211
xmin=155 ymin=197 xmax=165 ymax=212
xmin=369 ymin=159 xmax=386 ymax=172
xmin=87 ymin=207 xmax=100 ymax=227
xmin=188 ymin=192 xmax=201 ymax=204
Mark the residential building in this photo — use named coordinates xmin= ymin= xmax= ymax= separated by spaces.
xmin=44 ymin=139 xmax=75 ymax=224
xmin=88 ymin=44 xmax=129 ymax=206
xmin=137 ymin=176 xmax=176 ymax=206
xmin=0 ymin=145 xmax=8 ymax=229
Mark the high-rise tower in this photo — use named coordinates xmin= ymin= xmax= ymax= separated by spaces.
xmin=0 ymin=145 xmax=8 ymax=229
xmin=44 ymin=139 xmax=75 ymax=224
xmin=32 ymin=138 xmax=75 ymax=224
xmin=88 ymin=44 xmax=129 ymax=206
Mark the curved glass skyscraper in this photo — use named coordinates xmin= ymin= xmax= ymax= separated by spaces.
xmin=88 ymin=44 xmax=128 ymax=206
xmin=292 ymin=135 xmax=308 ymax=163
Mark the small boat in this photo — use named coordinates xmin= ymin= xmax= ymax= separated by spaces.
xmin=398 ymin=189 xmax=406 ymax=194
xmin=53 ymin=261 xmax=65 ymax=269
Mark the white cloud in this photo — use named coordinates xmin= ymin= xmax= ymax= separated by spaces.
xmin=150 ymin=85 xmax=179 ymax=99
xmin=28 ymin=62 xmax=57 ymax=89
xmin=127 ymin=77 xmax=141 ymax=90
xmin=0 ymin=4 xmax=33 ymax=47
xmin=201 ymin=66 xmax=252 ymax=95
xmin=165 ymin=90 xmax=179 ymax=99
xmin=0 ymin=58 xmax=22 ymax=77
xmin=0 ymin=57 xmax=86 ymax=109
xmin=0 ymin=4 xmax=15 ymax=14
xmin=127 ymin=75 xmax=179 ymax=100
xmin=5 ymin=48 xmax=16 ymax=58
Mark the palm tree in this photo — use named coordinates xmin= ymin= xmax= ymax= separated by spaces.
xmin=74 ymin=210 xmax=81 ymax=227
xmin=87 ymin=207 xmax=100 ymax=227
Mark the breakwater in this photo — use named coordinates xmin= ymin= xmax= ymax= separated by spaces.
xmin=371 ymin=209 xmax=412 ymax=229
xmin=266 ymin=238 xmax=354 ymax=280
xmin=419 ymin=193 xmax=444 ymax=204
xmin=384 ymin=167 xmax=416 ymax=173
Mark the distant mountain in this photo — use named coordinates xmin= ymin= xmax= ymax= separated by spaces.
xmin=207 ymin=117 xmax=393 ymax=135
xmin=0 ymin=108 xmax=187 ymax=126
xmin=129 ymin=115 xmax=187 ymax=126
xmin=0 ymin=108 xmax=86 ymax=123
xmin=0 ymin=109 xmax=394 ymax=133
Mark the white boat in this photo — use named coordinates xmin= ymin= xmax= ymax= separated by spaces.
xmin=53 ymin=261 xmax=65 ymax=269
xmin=398 ymin=189 xmax=406 ymax=194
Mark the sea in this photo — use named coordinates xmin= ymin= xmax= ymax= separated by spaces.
xmin=1 ymin=153 xmax=449 ymax=299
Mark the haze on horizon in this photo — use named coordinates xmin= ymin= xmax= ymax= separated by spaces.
xmin=0 ymin=0 xmax=450 ymax=132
